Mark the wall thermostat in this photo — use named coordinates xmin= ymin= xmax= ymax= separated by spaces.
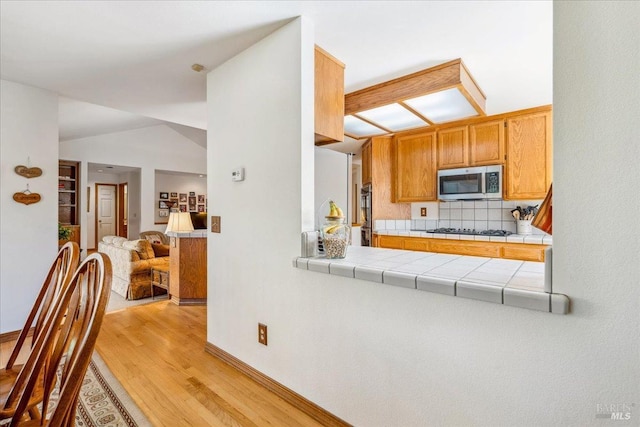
xmin=231 ymin=167 xmax=245 ymax=182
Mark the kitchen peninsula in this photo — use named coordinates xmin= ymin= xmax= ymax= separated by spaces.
xmin=294 ymin=245 xmax=568 ymax=314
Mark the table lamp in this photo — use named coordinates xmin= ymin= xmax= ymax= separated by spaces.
xmin=165 ymin=212 xmax=194 ymax=246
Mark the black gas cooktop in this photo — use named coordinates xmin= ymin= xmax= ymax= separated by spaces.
xmin=425 ymin=228 xmax=513 ymax=236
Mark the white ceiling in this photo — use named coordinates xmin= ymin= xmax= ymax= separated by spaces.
xmin=1 ymin=1 xmax=552 ymax=150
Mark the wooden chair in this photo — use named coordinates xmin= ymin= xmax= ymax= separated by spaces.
xmin=0 ymin=242 xmax=80 ymax=420
xmin=3 ymin=252 xmax=112 ymax=426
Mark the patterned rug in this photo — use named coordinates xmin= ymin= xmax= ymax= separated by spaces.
xmin=75 ymin=352 xmax=150 ymax=426
xmin=1 ymin=353 xmax=150 ymax=427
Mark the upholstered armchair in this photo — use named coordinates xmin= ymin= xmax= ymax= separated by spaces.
xmin=139 ymin=230 xmax=169 ymax=245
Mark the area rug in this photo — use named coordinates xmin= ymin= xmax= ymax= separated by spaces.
xmin=75 ymin=352 xmax=150 ymax=427
xmin=0 ymin=353 xmax=149 ymax=426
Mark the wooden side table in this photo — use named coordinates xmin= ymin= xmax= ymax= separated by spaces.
xmin=150 ymin=265 xmax=170 ymax=299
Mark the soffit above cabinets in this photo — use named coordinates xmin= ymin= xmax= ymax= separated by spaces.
xmin=343 ymin=59 xmax=486 ymax=139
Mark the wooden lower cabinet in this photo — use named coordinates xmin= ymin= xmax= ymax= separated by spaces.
xmin=378 ymin=235 xmax=404 ymax=249
xmin=169 ymin=237 xmax=207 ymax=305
xmin=374 ymin=234 xmax=547 ymax=262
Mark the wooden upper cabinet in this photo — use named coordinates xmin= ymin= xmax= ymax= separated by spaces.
xmin=395 ymin=131 xmax=437 ymax=202
xmin=469 ymin=119 xmax=505 ymax=166
xmin=361 ymin=140 xmax=372 ymax=185
xmin=314 ymin=46 xmax=345 ymax=145
xmin=437 ymin=126 xmax=469 ymax=169
xmin=505 ymin=109 xmax=553 ymax=199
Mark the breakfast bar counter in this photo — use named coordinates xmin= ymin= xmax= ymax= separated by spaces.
xmin=294 ymin=246 xmax=568 ymax=314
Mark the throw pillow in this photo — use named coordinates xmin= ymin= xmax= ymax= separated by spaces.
xmin=151 ymin=243 xmax=170 ymax=257
xmin=123 ymin=239 xmax=155 ymax=260
xmin=144 ymin=234 xmax=163 ymax=244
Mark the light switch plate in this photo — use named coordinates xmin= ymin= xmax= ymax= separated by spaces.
xmin=211 ymin=216 xmax=221 ymax=233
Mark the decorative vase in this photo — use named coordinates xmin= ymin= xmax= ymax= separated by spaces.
xmin=321 ymin=217 xmax=351 ymax=259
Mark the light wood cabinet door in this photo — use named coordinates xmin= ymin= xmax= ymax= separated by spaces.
xmin=505 ymin=110 xmax=552 ymax=199
xmin=469 ymin=119 xmax=505 ymax=166
xmin=314 ymin=46 xmax=345 ymax=145
xmin=437 ymin=126 xmax=469 ymax=169
xmin=361 ymin=141 xmax=372 ymax=185
xmin=395 ymin=131 xmax=437 ymax=202
xmin=378 ymin=235 xmax=404 ymax=249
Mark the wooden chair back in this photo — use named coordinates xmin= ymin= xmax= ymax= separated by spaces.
xmin=5 ymin=242 xmax=80 ymax=370
xmin=6 ymin=253 xmax=112 ymax=427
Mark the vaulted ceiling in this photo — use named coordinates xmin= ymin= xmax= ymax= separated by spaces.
xmin=0 ymin=1 xmax=552 ymax=148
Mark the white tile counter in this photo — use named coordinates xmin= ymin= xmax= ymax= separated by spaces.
xmin=294 ymin=246 xmax=568 ymax=314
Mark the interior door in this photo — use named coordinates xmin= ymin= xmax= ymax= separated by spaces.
xmin=118 ymin=183 xmax=128 ymax=238
xmin=96 ymin=184 xmax=117 ymax=242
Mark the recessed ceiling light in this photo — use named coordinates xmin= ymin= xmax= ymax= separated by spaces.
xmin=192 ymin=64 xmax=205 ymax=72
xmin=344 ymin=115 xmax=387 ymax=138
xmin=97 ymin=169 xmax=103 ymax=173
xmin=106 ymin=166 xmax=113 ymax=169
xmin=199 ymin=175 xmax=204 ymax=178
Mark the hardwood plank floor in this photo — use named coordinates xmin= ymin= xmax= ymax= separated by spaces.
xmin=95 ymin=301 xmax=324 ymax=427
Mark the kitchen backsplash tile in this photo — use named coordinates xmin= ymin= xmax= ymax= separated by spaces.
xmin=406 ymin=199 xmax=546 ymax=234
xmin=377 ymin=200 xmax=547 ymax=235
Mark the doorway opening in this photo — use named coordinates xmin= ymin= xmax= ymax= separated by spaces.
xmin=88 ymin=163 xmax=140 ymax=250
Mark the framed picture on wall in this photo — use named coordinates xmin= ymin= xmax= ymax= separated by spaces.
xmin=170 ymin=192 xmax=178 ymax=198
xmin=188 ymin=196 xmax=196 ymax=206
xmin=159 ymin=192 xmax=169 ymax=200
xmin=188 ymin=204 xmax=196 ymax=212
xmin=197 ymin=204 xmax=205 ymax=212
xmin=179 ymin=193 xmax=187 ymax=202
xmin=197 ymin=194 xmax=205 ymax=203
xmin=159 ymin=200 xmax=170 ymax=209
xmin=179 ymin=204 xmax=187 ymax=212
xmin=170 ymin=197 xmax=178 ymax=204
xmin=159 ymin=210 xmax=169 ymax=217
xmin=189 ymin=191 xmax=196 ymax=197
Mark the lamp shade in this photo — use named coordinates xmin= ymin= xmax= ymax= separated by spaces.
xmin=165 ymin=212 xmax=194 ymax=234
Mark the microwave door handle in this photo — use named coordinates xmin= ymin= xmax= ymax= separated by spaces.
xmin=481 ymin=173 xmax=487 ymax=194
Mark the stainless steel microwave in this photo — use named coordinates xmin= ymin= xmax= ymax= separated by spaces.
xmin=437 ymin=165 xmax=503 ymax=201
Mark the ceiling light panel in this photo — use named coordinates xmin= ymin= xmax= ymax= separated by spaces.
xmin=357 ymin=103 xmax=428 ymax=131
xmin=344 ymin=115 xmax=387 ymax=137
xmin=404 ymin=88 xmax=479 ymax=123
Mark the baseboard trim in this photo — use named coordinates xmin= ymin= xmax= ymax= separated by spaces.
xmin=204 ymin=342 xmax=351 ymax=427
xmin=0 ymin=327 xmax=33 ymax=344
xmin=170 ymin=296 xmax=206 ymax=306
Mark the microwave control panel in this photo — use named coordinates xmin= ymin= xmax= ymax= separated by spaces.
xmin=486 ymin=171 xmax=500 ymax=193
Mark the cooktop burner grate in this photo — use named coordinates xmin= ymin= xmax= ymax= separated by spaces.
xmin=425 ymin=228 xmax=513 ymax=236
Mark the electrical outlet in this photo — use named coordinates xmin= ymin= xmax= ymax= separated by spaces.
xmin=258 ymin=323 xmax=268 ymax=345
xmin=420 ymin=207 xmax=427 ymax=217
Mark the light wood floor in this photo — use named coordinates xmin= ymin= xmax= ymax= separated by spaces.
xmin=95 ymin=301 xmax=324 ymax=427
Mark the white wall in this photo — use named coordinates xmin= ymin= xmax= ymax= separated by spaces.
xmin=60 ymin=125 xmax=206 ymax=250
xmin=211 ymin=6 xmax=638 ymax=426
xmin=314 ymin=148 xmax=349 ymax=229
xmin=0 ymin=80 xmax=59 ymax=333
xmin=154 ymin=172 xmax=207 ymax=223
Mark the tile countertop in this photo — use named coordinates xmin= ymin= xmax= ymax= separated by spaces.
xmin=374 ymin=230 xmax=553 ymax=245
xmin=294 ymin=246 xmax=568 ymax=314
